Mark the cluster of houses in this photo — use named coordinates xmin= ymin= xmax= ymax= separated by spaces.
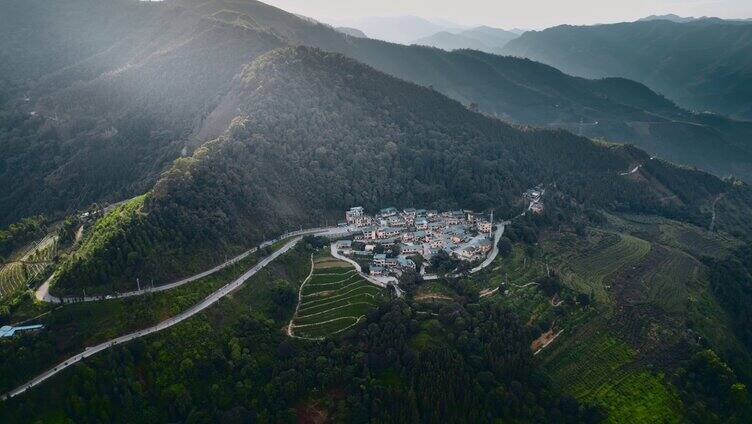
xmin=524 ymin=186 xmax=545 ymax=214
xmin=338 ymin=206 xmax=496 ymax=277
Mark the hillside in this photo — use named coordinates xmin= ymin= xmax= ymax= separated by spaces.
xmin=503 ymin=19 xmax=752 ymax=121
xmin=5 ymin=43 xmax=751 ymax=417
xmin=335 ymin=26 xmax=367 ymax=38
xmin=413 ymin=26 xmax=518 ymax=53
xmin=4 ymin=1 xmax=752 ymax=230
xmin=157 ymin=1 xmax=752 ymax=182
xmin=51 ymin=46 xmax=742 ymax=297
xmin=414 ymin=31 xmax=491 ymax=52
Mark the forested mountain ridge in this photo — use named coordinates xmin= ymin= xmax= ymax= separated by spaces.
xmin=503 ymin=19 xmax=752 ymax=121
xmin=183 ymin=0 xmax=752 ymax=181
xmin=51 ymin=45 xmax=749 ymax=296
xmin=3 ymin=0 xmax=752 ymax=230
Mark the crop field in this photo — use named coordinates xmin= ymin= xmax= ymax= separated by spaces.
xmin=542 ymin=328 xmax=635 ymax=399
xmin=548 ymin=231 xmax=651 ymax=303
xmin=289 ymin=253 xmax=384 ymax=340
xmin=541 ymin=325 xmax=682 ymax=423
xmin=0 ymin=235 xmax=58 ymax=299
xmin=492 ymin=246 xmax=546 ymax=287
xmin=635 ymin=247 xmax=701 ymax=314
xmin=591 ymin=372 xmax=683 ymax=423
xmin=658 ymin=221 xmax=738 ymax=259
xmin=414 ymin=280 xmax=455 ymax=302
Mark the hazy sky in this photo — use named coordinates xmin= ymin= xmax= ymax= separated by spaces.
xmin=262 ymin=0 xmax=752 ymax=29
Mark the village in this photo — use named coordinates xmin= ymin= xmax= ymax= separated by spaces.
xmin=334 ymin=206 xmax=499 ymax=278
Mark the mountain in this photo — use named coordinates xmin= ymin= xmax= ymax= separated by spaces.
xmin=413 ymin=31 xmax=491 ymax=52
xmin=639 ymin=14 xmax=752 ymax=23
xmin=51 ymin=45 xmax=738 ymax=295
xmin=638 ymin=14 xmax=700 ymax=23
xmin=460 ymin=26 xmax=519 ymax=49
xmin=3 ymin=0 xmax=752 ymax=227
xmin=334 ymin=15 xmax=461 ymax=44
xmin=335 ymin=26 xmax=367 ymax=38
xmin=42 ymin=44 xmax=752 ymax=423
xmin=502 ymin=19 xmax=752 ymax=121
xmin=413 ymin=26 xmax=518 ymax=53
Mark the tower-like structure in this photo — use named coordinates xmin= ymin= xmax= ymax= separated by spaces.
xmin=489 ymin=210 xmax=494 ymax=236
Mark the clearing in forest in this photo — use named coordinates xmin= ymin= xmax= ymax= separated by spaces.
xmin=288 ymin=252 xmax=384 ymax=340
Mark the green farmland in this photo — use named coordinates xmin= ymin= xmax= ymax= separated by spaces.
xmin=0 ymin=235 xmax=58 ymax=299
xmin=289 ymin=253 xmax=384 ymax=340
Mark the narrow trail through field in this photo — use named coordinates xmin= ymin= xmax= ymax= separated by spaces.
xmin=287 ymin=254 xmax=314 ymax=338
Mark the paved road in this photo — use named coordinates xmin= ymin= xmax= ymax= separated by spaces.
xmin=329 ymin=244 xmax=402 ymax=297
xmin=37 ymin=226 xmax=351 ymax=303
xmin=4 ymin=226 xmax=354 ymax=401
xmin=420 ymin=222 xmax=507 ymax=281
xmin=470 ymin=223 xmax=506 ymax=274
xmin=2 ymin=235 xmax=306 ymax=401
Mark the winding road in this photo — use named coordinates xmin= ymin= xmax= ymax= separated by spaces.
xmin=420 ymin=222 xmax=507 ymax=281
xmin=36 ymin=226 xmax=350 ymax=303
xmin=329 ymin=243 xmax=403 ymax=297
xmin=3 ymin=226 xmax=352 ymax=401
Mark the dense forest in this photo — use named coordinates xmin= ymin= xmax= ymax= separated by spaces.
xmin=50 ymin=46 xmax=750 ymax=296
xmin=3 ymin=1 xmax=752 ymax=231
xmin=0 ymin=243 xmax=604 ymax=423
xmin=0 ymin=216 xmax=47 ymax=262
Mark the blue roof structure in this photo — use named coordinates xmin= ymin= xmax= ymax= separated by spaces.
xmin=0 ymin=324 xmax=44 ymax=338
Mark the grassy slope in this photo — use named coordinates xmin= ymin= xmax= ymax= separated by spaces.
xmin=478 ymin=213 xmax=748 ymax=421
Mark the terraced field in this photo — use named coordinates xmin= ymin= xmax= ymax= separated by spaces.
xmin=639 ymin=247 xmax=701 ymax=314
xmin=658 ymin=221 xmax=738 ymax=259
xmin=551 ymin=231 xmax=651 ymax=303
xmin=590 ymin=372 xmax=683 ymax=423
xmin=0 ymin=235 xmax=58 ymax=299
xmin=542 ymin=329 xmax=635 ymax=399
xmin=541 ymin=327 xmax=683 ymax=423
xmin=289 ymin=253 xmax=384 ymax=340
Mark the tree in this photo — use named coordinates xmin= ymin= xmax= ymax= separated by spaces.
xmin=576 ymin=293 xmax=591 ymax=308
xmin=497 ymin=237 xmax=513 ymax=258
xmin=538 ymin=274 xmax=561 ymax=297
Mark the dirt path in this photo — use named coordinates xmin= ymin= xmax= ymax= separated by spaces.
xmin=287 ymin=254 xmax=314 ymax=338
xmin=532 ymin=329 xmax=564 ymax=356
xmin=479 ymin=287 xmax=499 ymax=298
xmin=414 ymin=293 xmax=453 ymax=301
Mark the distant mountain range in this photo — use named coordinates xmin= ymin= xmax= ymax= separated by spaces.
xmin=503 ymin=18 xmax=752 ymax=121
xmin=413 ymin=26 xmax=518 ymax=53
xmin=332 ymin=15 xmax=465 ymax=44
xmin=639 ymin=14 xmax=752 ymax=23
